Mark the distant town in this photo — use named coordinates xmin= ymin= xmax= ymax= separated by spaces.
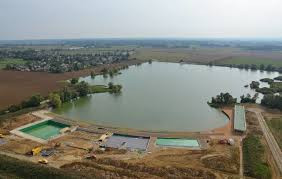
xmin=0 ymin=47 xmax=134 ymax=73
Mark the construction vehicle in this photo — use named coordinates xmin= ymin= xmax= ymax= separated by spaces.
xmin=32 ymin=147 xmax=42 ymax=156
xmin=38 ymin=159 xmax=48 ymax=164
xmin=85 ymin=154 xmax=97 ymax=160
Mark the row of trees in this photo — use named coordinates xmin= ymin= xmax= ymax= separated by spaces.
xmin=208 ymin=92 xmax=259 ymax=108
xmin=240 ymin=93 xmax=258 ymax=103
xmin=49 ymin=80 xmax=91 ymax=108
xmin=261 ymin=94 xmax=282 ymax=110
xmin=208 ymin=92 xmax=237 ymax=108
xmin=1 ymin=94 xmax=44 ymax=114
xmin=48 ymin=79 xmax=122 ymax=108
xmin=211 ymin=63 xmax=282 ymax=73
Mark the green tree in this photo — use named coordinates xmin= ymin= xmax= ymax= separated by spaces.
xmin=208 ymin=92 xmax=237 ymax=107
xmin=109 ymin=71 xmax=114 ymax=78
xmin=25 ymin=94 xmax=43 ymax=107
xmin=108 ymin=82 xmax=114 ymax=89
xmin=240 ymin=93 xmax=258 ymax=103
xmin=76 ymin=81 xmax=90 ymax=97
xmin=250 ymin=64 xmax=257 ymax=70
xmin=259 ymin=64 xmax=265 ymax=71
xmin=48 ymin=93 xmax=62 ymax=108
xmin=250 ymin=81 xmax=260 ymax=89
xmin=70 ymin=77 xmax=79 ymax=84
xmin=90 ymin=71 xmax=95 ymax=79
xmin=111 ymin=85 xmax=122 ymax=93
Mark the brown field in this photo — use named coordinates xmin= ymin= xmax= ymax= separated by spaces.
xmin=0 ymin=60 xmax=143 ymax=110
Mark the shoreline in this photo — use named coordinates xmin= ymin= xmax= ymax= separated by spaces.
xmin=40 ymin=107 xmax=233 ymax=138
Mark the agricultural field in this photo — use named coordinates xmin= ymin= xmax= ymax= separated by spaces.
xmin=132 ymin=47 xmax=282 ymax=68
xmin=0 ymin=58 xmax=26 ymax=69
xmin=132 ymin=47 xmax=240 ymax=63
xmin=244 ymin=111 xmax=272 ymax=179
xmin=266 ymin=117 xmax=282 ymax=149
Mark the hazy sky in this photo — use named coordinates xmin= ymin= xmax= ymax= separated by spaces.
xmin=0 ymin=0 xmax=282 ymax=40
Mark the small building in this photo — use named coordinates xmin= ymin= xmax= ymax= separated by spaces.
xmin=234 ymin=105 xmax=246 ymax=133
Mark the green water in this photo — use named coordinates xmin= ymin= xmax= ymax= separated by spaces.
xmin=156 ymin=138 xmax=199 ymax=147
xmin=54 ymin=62 xmax=279 ymax=132
xmin=20 ymin=120 xmax=69 ymax=140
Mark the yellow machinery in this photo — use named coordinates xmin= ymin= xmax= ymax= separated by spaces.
xmin=32 ymin=147 xmax=42 ymax=156
xmin=38 ymin=159 xmax=48 ymax=164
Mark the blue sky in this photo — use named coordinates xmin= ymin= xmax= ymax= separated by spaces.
xmin=0 ymin=0 xmax=282 ymax=40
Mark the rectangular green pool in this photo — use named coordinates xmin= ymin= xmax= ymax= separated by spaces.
xmin=156 ymin=138 xmax=199 ymax=147
xmin=20 ymin=120 xmax=70 ymax=140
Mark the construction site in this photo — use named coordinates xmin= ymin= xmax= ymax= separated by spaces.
xmin=0 ymin=105 xmax=249 ymax=178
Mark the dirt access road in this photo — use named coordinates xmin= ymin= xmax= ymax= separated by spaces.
xmin=248 ymin=108 xmax=282 ymax=176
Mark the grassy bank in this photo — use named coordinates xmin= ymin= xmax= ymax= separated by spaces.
xmin=266 ymin=117 xmax=282 ymax=149
xmin=0 ymin=154 xmax=82 ymax=179
xmin=243 ymin=135 xmax=271 ymax=179
xmin=90 ymin=85 xmax=112 ymax=93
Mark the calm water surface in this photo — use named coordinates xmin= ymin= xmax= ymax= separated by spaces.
xmin=54 ymin=62 xmax=279 ymax=131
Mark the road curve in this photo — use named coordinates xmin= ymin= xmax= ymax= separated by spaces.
xmin=248 ymin=109 xmax=282 ymax=174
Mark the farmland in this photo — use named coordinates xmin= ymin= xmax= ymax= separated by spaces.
xmin=132 ymin=47 xmax=282 ymax=69
xmin=266 ymin=117 xmax=282 ymax=149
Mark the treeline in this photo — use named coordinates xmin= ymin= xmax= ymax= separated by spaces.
xmin=207 ymin=92 xmax=237 ymax=108
xmin=261 ymin=94 xmax=282 ymax=110
xmin=240 ymin=93 xmax=258 ymax=103
xmin=48 ymin=78 xmax=122 ymax=108
xmin=255 ymin=76 xmax=282 ymax=95
xmin=208 ymin=92 xmax=258 ymax=108
xmin=0 ymin=94 xmax=44 ymax=115
xmin=211 ymin=63 xmax=282 ymax=73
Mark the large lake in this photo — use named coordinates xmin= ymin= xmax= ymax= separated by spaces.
xmin=54 ymin=62 xmax=279 ymax=132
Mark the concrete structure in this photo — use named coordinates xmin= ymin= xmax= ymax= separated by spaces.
xmin=103 ymin=134 xmax=149 ymax=151
xmin=234 ymin=105 xmax=246 ymax=132
xmin=10 ymin=119 xmax=74 ymax=144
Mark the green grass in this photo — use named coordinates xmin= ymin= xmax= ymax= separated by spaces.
xmin=216 ymin=56 xmax=282 ymax=67
xmin=0 ymin=58 xmax=26 ymax=69
xmin=270 ymin=82 xmax=282 ymax=89
xmin=90 ymin=85 xmax=111 ymax=93
xmin=243 ymin=135 xmax=271 ymax=179
xmin=266 ymin=118 xmax=282 ymax=149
